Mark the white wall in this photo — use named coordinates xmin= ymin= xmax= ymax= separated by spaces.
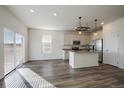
xmin=0 ymin=28 xmax=4 ymax=79
xmin=103 ymin=17 xmax=124 ymax=69
xmin=29 ymin=29 xmax=64 ymax=60
xmin=0 ymin=6 xmax=28 ymax=79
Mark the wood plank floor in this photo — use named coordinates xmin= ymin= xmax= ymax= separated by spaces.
xmin=1 ymin=59 xmax=124 ymax=88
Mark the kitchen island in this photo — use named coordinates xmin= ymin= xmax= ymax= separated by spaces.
xmin=69 ymin=50 xmax=98 ymax=68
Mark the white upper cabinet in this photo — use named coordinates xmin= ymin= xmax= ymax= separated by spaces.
xmin=64 ymin=32 xmax=90 ymax=45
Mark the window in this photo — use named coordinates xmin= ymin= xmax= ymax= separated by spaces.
xmin=41 ymin=34 xmax=52 ymax=53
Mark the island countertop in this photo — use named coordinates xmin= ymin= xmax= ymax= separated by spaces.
xmin=62 ymin=48 xmax=97 ymax=53
xmin=69 ymin=50 xmax=98 ymax=53
xmin=69 ymin=50 xmax=99 ymax=68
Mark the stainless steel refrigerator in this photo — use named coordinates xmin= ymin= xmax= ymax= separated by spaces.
xmin=93 ymin=39 xmax=103 ymax=63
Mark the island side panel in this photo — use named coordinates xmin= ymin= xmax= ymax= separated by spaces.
xmin=69 ymin=51 xmax=98 ymax=68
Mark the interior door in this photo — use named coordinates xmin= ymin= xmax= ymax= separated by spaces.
xmin=105 ymin=32 xmax=119 ymax=67
xmin=103 ymin=31 xmax=119 ymax=66
xmin=111 ymin=32 xmax=119 ymax=67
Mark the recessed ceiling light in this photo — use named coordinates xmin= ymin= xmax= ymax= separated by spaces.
xmin=101 ymin=22 xmax=104 ymax=25
xmin=30 ymin=9 xmax=34 ymax=13
xmin=53 ymin=13 xmax=57 ymax=16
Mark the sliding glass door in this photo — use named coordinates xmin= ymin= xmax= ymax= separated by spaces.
xmin=4 ymin=28 xmax=25 ymax=75
xmin=15 ymin=33 xmax=24 ymax=66
xmin=4 ymin=29 xmax=15 ymax=74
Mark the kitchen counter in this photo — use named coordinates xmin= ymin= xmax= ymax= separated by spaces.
xmin=62 ymin=49 xmax=90 ymax=60
xmin=69 ymin=50 xmax=98 ymax=68
xmin=62 ymin=48 xmax=87 ymax=51
xmin=68 ymin=50 xmax=97 ymax=53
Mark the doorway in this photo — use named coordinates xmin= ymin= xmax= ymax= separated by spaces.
xmin=110 ymin=32 xmax=119 ymax=67
xmin=4 ymin=28 xmax=25 ymax=75
xmin=104 ymin=32 xmax=119 ymax=67
xmin=15 ymin=33 xmax=24 ymax=66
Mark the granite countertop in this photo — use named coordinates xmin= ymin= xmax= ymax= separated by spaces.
xmin=62 ymin=48 xmax=85 ymax=51
xmin=62 ymin=48 xmax=97 ymax=53
xmin=70 ymin=50 xmax=98 ymax=53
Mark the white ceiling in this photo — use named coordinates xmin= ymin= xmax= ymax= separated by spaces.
xmin=6 ymin=5 xmax=124 ymax=31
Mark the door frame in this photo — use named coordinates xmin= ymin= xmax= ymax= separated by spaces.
xmin=111 ymin=32 xmax=119 ymax=67
xmin=3 ymin=28 xmax=25 ymax=75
